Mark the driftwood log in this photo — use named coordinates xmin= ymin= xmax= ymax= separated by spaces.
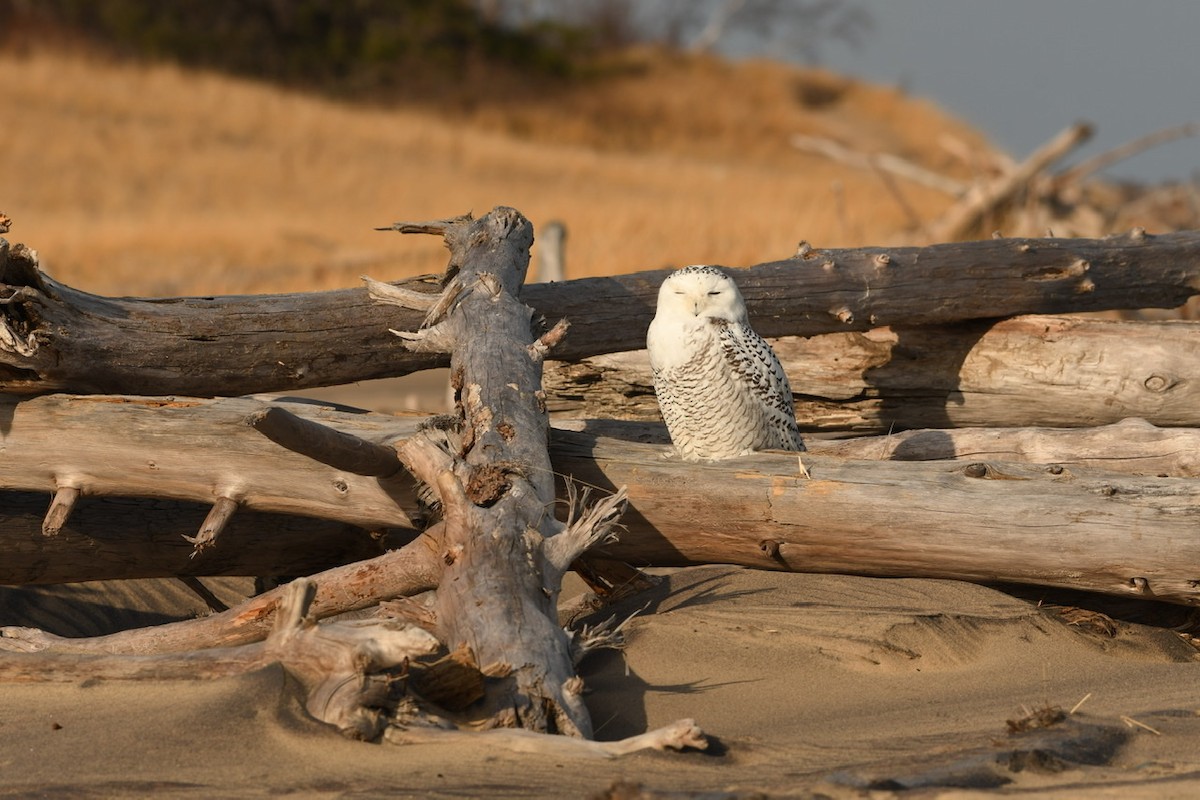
xmin=549 ymin=430 xmax=1200 ymax=607
xmin=0 ymin=578 xmax=444 ymax=739
xmin=0 ymin=577 xmax=705 ymax=755
xmin=569 ymin=417 xmax=1200 ymax=479
xmin=0 ymin=394 xmax=421 ymax=540
xmin=5 ymin=230 xmax=1200 ymax=396
xmin=809 ymin=417 xmax=1200 ymax=475
xmin=358 ymin=208 xmax=631 ymax=737
xmin=3 ymin=397 xmax=1200 ymax=605
xmin=545 ymin=315 xmax=1200 ymax=431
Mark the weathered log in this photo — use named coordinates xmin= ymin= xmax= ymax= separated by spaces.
xmin=7 ymin=436 xmax=1197 ymax=670
xmin=545 ymin=315 xmax=1200 ymax=432
xmin=246 ymin=405 xmax=403 ymax=478
xmin=565 ymin=418 xmax=1200 ymax=478
xmin=0 ymin=578 xmax=443 ymax=740
xmin=1 ymin=536 xmax=442 ymax=654
xmin=810 ymin=417 xmax=1200 ymax=476
xmin=0 ymin=394 xmax=422 ymax=531
xmin=6 ymin=230 xmax=1200 ymax=396
xmin=0 ymin=579 xmax=707 ymax=754
xmin=548 ymin=430 xmax=1200 ymax=606
xmin=6 ymin=408 xmax=1200 ymax=592
xmin=369 ymin=207 xmax=627 ymax=737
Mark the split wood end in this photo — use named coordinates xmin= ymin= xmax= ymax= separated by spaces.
xmin=42 ymin=485 xmax=81 ymax=537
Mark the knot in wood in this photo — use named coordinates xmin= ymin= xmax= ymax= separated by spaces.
xmin=1143 ymin=374 xmax=1176 ymax=393
xmin=1130 ymin=226 xmax=1147 ymax=241
xmin=759 ymin=539 xmax=783 ymax=559
xmin=1129 ymin=576 xmax=1150 ymax=594
xmin=831 ymin=306 xmax=853 ymax=324
xmin=963 ymin=463 xmax=990 ymax=478
xmin=1046 ymin=464 xmax=1064 ymax=475
xmin=873 ymin=253 xmax=892 ymax=268
xmin=477 ymin=272 xmax=503 ymax=298
xmin=795 ymin=241 xmax=813 ymax=259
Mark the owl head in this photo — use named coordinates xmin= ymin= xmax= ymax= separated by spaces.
xmin=656 ymin=265 xmax=749 ymax=324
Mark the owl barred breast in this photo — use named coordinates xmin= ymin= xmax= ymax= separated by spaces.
xmin=646 ymin=265 xmax=805 ymax=462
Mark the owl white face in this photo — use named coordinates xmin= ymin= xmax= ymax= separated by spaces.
xmin=656 ymin=265 xmax=748 ymax=324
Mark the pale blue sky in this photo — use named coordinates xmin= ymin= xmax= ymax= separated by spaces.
xmin=719 ymin=0 xmax=1199 ymax=183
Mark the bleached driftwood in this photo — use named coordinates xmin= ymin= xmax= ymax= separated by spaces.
xmin=6 ymin=420 xmax=1199 ymax=610
xmin=0 ymin=535 xmax=442 ymax=654
xmin=0 ymin=578 xmax=707 ymax=753
xmin=0 ymin=577 xmax=438 ymax=739
xmin=545 ymin=315 xmax=1200 ymax=432
xmin=0 ymin=209 xmax=634 ymax=743
xmin=1055 ymin=122 xmax=1200 ymax=189
xmin=4 ymin=395 xmax=1200 ymax=601
xmin=0 ymin=394 xmax=421 ymax=548
xmin=566 ymin=418 xmax=1200 ymax=479
xmin=925 ymin=122 xmax=1093 ymax=241
xmin=6 ymin=229 xmax=1200 ymax=395
xmin=810 ymin=417 xmax=1200 ymax=476
xmin=790 ymin=133 xmax=968 ymax=195
xmin=384 ymin=718 xmax=707 ymax=758
xmin=549 ymin=430 xmax=1200 ymax=607
xmin=367 ymin=207 xmax=628 ymax=737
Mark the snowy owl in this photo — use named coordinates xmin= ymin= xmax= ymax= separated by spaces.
xmin=647 ymin=265 xmax=805 ymax=462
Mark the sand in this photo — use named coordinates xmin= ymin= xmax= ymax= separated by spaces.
xmin=2 ymin=566 xmax=1198 ymax=798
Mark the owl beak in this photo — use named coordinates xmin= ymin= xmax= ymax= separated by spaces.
xmin=691 ymin=301 xmax=700 ymax=316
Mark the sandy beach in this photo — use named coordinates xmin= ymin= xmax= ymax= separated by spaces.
xmin=3 ymin=565 xmax=1198 ymax=798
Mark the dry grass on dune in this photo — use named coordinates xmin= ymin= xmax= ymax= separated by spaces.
xmin=1 ymin=46 xmax=991 ymax=297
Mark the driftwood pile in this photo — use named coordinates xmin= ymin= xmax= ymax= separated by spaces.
xmin=2 ymin=208 xmax=1200 ymax=749
xmin=793 ymin=121 xmax=1200 ymax=245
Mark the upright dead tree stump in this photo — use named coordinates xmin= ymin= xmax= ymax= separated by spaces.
xmin=368 ymin=207 xmax=625 ymax=736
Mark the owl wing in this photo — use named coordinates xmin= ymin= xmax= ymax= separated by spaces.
xmin=713 ymin=318 xmax=805 ymax=451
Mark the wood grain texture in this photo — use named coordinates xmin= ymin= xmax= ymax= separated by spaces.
xmin=6 ymin=407 xmax=1200 ymax=601
xmin=548 ymin=429 xmax=1200 ymax=606
xmin=0 ymin=579 xmax=442 ymax=741
xmin=545 ymin=315 xmax=1200 ymax=432
xmin=812 ymin=417 xmax=1200 ymax=476
xmin=379 ymin=207 xmax=600 ymax=737
xmin=5 ymin=230 xmax=1200 ymax=395
xmin=0 ymin=394 xmax=422 ymax=530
